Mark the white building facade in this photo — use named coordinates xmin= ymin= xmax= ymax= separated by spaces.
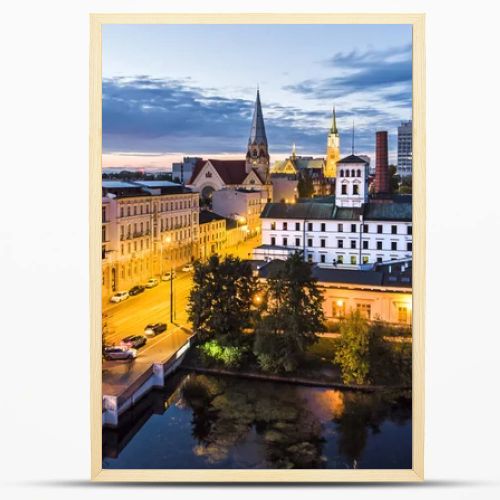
xmin=253 ymin=155 xmax=412 ymax=267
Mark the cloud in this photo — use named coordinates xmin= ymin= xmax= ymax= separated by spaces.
xmin=284 ymin=45 xmax=412 ymax=104
xmin=103 ymin=76 xmax=336 ymax=155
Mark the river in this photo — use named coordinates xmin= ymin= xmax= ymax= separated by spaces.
xmin=103 ymin=372 xmax=412 ymax=469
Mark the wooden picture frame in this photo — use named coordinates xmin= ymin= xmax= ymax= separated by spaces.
xmin=90 ymin=13 xmax=425 ymax=482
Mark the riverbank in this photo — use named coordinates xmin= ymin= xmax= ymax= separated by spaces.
xmin=181 ymin=363 xmax=410 ymax=392
xmin=181 ymin=335 xmax=412 ymax=391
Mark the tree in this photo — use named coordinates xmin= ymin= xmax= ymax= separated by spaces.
xmin=297 ymin=170 xmax=314 ymax=199
xmin=188 ymin=254 xmax=257 ymax=346
xmin=334 ymin=310 xmax=371 ymax=384
xmin=253 ymin=253 xmax=325 ymax=372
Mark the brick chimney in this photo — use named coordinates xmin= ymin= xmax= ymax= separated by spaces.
xmin=374 ymin=131 xmax=390 ymax=194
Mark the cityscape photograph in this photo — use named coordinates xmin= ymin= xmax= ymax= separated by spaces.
xmin=100 ymin=23 xmax=414 ymax=470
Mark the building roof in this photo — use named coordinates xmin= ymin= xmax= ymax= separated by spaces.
xmin=188 ymin=159 xmax=265 ymax=186
xmin=313 ymin=258 xmax=412 ymax=288
xmin=337 ymin=154 xmax=369 ymax=165
xmin=249 ymin=89 xmax=267 ymax=145
xmin=199 ymin=211 xmax=226 ymax=225
xmin=261 ymin=202 xmax=335 ymax=220
xmin=102 ymin=179 xmax=191 ymax=198
xmin=260 ymin=197 xmax=412 ymax=222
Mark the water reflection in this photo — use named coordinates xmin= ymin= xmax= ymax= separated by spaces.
xmin=103 ymin=373 xmax=411 ymax=469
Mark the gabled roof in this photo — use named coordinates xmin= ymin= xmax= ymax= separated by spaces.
xmin=188 ymin=159 xmax=251 ymax=186
xmin=186 ymin=159 xmax=207 ymax=184
xmin=337 ymin=154 xmax=369 ymax=165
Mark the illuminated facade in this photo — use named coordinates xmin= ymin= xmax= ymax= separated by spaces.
xmin=198 ymin=211 xmax=227 ymax=260
xmin=101 ymin=180 xmax=199 ymax=301
xmin=324 ymin=107 xmax=341 ymax=178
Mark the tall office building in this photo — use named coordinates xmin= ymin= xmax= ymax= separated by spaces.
xmin=397 ymin=120 xmax=412 ymax=178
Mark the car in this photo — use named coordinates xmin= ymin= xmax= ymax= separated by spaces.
xmin=182 ymin=263 xmax=194 ymax=272
xmin=145 ymin=278 xmax=159 ymax=289
xmin=120 ymin=335 xmax=147 ymax=349
xmin=129 ymin=285 xmax=145 ymax=296
xmin=110 ymin=291 xmax=129 ymax=303
xmin=103 ymin=346 xmax=137 ymax=360
xmin=161 ymin=271 xmax=176 ymax=281
xmin=144 ymin=322 xmax=167 ymax=337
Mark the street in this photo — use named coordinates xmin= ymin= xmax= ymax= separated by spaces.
xmin=102 ymin=236 xmax=261 ymax=385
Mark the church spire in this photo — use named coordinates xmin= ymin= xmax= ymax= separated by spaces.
xmin=248 ymin=89 xmax=268 ymax=146
xmin=246 ymin=88 xmax=270 ymax=177
xmin=330 ymin=106 xmax=338 ymax=135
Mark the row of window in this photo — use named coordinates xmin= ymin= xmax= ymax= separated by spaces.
xmin=340 ymin=183 xmax=360 ymax=195
xmin=331 ymin=301 xmax=410 ymax=323
xmin=269 ymin=221 xmax=412 ymax=235
xmin=270 ymin=236 xmax=412 ymax=252
xmin=338 ymin=168 xmax=363 ymax=178
xmin=119 ymin=198 xmax=197 ymax=218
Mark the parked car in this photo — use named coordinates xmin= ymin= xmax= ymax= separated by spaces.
xmin=161 ymin=271 xmax=176 ymax=281
xmin=144 ymin=322 xmax=167 ymax=337
xmin=110 ymin=291 xmax=129 ymax=303
xmin=145 ymin=278 xmax=159 ymax=289
xmin=103 ymin=346 xmax=137 ymax=360
xmin=182 ymin=263 xmax=194 ymax=272
xmin=120 ymin=335 xmax=147 ymax=349
xmin=129 ymin=285 xmax=145 ymax=296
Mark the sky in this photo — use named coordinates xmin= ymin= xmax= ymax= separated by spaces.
xmin=102 ymin=24 xmax=412 ymax=170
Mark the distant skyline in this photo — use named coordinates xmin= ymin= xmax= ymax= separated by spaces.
xmin=102 ymin=24 xmax=412 ymax=170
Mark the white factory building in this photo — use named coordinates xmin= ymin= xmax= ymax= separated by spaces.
xmin=253 ymin=154 xmax=412 ymax=267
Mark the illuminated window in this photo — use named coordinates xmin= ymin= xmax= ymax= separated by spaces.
xmin=337 ymin=255 xmax=344 ymax=264
xmin=356 ymin=303 xmax=371 ymax=319
xmin=362 ymin=256 xmax=369 ymax=264
xmin=398 ymin=306 xmax=409 ymax=323
xmin=332 ymin=299 xmax=346 ymax=318
xmin=350 ymin=255 xmax=357 ymax=265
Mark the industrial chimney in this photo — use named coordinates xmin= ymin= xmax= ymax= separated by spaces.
xmin=374 ymin=131 xmax=390 ymax=194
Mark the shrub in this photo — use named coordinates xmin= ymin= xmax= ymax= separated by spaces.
xmin=198 ymin=339 xmax=246 ymax=368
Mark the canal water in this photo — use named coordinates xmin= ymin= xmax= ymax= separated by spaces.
xmin=103 ymin=372 xmax=412 ymax=469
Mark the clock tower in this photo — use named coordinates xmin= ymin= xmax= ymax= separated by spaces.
xmin=324 ymin=106 xmax=340 ymax=178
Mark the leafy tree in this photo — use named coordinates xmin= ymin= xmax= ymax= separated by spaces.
xmin=188 ymin=254 xmax=257 ymax=346
xmin=253 ymin=253 xmax=325 ymax=372
xmin=334 ymin=310 xmax=371 ymax=384
xmin=297 ymin=170 xmax=315 ymax=198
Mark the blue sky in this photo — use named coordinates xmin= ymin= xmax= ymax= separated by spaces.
xmin=102 ymin=24 xmax=412 ymax=170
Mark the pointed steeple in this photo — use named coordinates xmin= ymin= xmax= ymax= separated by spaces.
xmin=248 ymin=89 xmax=268 ymax=146
xmin=330 ymin=106 xmax=338 ymax=135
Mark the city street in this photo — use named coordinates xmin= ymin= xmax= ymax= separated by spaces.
xmin=102 ymin=236 xmax=261 ymax=382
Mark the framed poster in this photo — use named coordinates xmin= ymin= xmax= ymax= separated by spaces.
xmin=90 ymin=13 xmax=425 ymax=482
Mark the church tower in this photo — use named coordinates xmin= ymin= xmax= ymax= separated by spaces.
xmin=246 ymin=89 xmax=270 ymax=179
xmin=324 ymin=106 xmax=340 ymax=178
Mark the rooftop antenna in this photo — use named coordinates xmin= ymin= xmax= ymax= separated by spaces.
xmin=351 ymin=119 xmax=355 ymax=155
